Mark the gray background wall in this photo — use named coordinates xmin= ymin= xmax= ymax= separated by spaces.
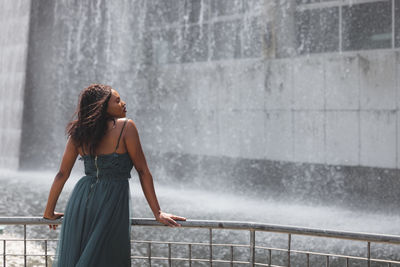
xmin=5 ymin=0 xmax=400 ymax=211
xmin=0 ymin=0 xmax=31 ymax=170
xmin=136 ymin=0 xmax=400 ymax=170
xmin=140 ymin=51 xmax=400 ymax=169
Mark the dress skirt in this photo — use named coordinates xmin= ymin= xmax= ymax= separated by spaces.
xmin=52 ymin=175 xmax=131 ymax=267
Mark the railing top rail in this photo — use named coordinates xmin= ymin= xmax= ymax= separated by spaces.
xmin=0 ymin=217 xmax=399 ymax=245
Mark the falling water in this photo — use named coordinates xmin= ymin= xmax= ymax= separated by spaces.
xmin=1 ymin=0 xmax=400 ymax=266
xmin=0 ymin=0 xmax=31 ymax=171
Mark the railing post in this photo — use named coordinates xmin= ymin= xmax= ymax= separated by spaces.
xmin=168 ymin=242 xmax=171 ymax=267
xmin=287 ymin=233 xmax=291 ymax=267
xmin=24 ymin=224 xmax=26 ymax=267
xmin=45 ymin=240 xmax=48 ymax=267
xmin=268 ymin=249 xmax=272 ymax=267
xmin=392 ymin=0 xmax=395 ymax=49
xmin=209 ymin=228 xmax=213 ymax=266
xmin=189 ymin=244 xmax=192 ymax=267
xmin=367 ymin=242 xmax=371 ymax=267
xmin=250 ymin=230 xmax=255 ymax=266
xmin=230 ymin=245 xmax=234 ymax=267
xmin=3 ymin=240 xmax=5 ymax=267
xmin=148 ymin=242 xmax=151 ymax=267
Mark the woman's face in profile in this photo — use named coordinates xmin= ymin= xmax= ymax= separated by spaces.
xmin=107 ymin=89 xmax=127 ymax=118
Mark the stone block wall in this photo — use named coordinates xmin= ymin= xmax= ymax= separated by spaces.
xmin=139 ymin=50 xmax=400 ymax=169
xmin=14 ymin=0 xmax=400 ymax=210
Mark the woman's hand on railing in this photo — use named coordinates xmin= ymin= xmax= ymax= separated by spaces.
xmin=43 ymin=211 xmax=64 ymax=230
xmin=155 ymin=211 xmax=186 ymax=227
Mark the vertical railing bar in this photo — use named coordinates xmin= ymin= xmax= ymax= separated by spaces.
xmin=326 ymin=255 xmax=329 ymax=267
xmin=367 ymin=241 xmax=371 ymax=267
xmin=346 ymin=257 xmax=349 ymax=267
xmin=148 ymin=242 xmax=151 ymax=267
xmin=24 ymin=224 xmax=26 ymax=267
xmin=287 ymin=234 xmax=291 ymax=267
xmin=306 ymin=253 xmax=309 ymax=267
xmin=339 ymin=0 xmax=342 ymax=52
xmin=268 ymin=249 xmax=271 ymax=267
xmin=45 ymin=240 xmax=48 ymax=267
xmin=168 ymin=242 xmax=171 ymax=267
xmin=209 ymin=228 xmax=212 ymax=267
xmin=3 ymin=240 xmax=5 ymax=267
xmin=230 ymin=245 xmax=233 ymax=267
xmin=392 ymin=0 xmax=395 ymax=49
xmin=250 ymin=230 xmax=255 ymax=266
xmin=189 ymin=244 xmax=192 ymax=267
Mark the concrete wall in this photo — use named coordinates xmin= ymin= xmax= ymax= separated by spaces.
xmin=15 ymin=0 xmax=400 ymax=210
xmin=137 ymin=0 xmax=400 ymax=170
xmin=130 ymin=0 xmax=400 ymax=210
xmin=139 ymin=50 xmax=400 ymax=170
xmin=269 ymin=50 xmax=399 ymax=169
xmin=0 ymin=0 xmax=31 ymax=170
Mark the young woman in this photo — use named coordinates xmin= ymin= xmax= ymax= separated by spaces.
xmin=43 ymin=83 xmax=186 ymax=266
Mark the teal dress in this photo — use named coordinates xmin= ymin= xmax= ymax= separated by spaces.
xmin=53 ymin=119 xmax=134 ymax=267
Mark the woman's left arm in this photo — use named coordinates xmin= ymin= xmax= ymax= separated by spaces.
xmin=43 ymin=136 xmax=78 ymax=224
xmin=124 ymin=119 xmax=186 ymax=227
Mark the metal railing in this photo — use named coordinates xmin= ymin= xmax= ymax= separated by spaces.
xmin=0 ymin=217 xmax=399 ymax=266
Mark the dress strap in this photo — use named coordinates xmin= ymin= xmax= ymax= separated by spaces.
xmin=115 ymin=118 xmax=128 ymax=152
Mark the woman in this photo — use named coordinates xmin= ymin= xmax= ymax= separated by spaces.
xmin=43 ymin=83 xmax=186 ymax=266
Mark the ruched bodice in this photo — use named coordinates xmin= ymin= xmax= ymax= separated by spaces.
xmin=79 ymin=152 xmax=134 ymax=179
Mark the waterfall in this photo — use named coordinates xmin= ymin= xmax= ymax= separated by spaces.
xmin=0 ymin=0 xmax=31 ymax=171
xmin=2 ymin=0 xmax=399 ymax=212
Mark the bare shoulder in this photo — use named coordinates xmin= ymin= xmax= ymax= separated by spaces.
xmin=115 ymin=118 xmax=132 ymax=128
xmin=119 ymin=118 xmax=137 ymax=134
xmin=123 ymin=118 xmax=140 ymax=140
xmin=123 ymin=118 xmax=137 ymax=129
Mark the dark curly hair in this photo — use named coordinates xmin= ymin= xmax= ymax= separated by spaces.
xmin=66 ymin=83 xmax=114 ymax=156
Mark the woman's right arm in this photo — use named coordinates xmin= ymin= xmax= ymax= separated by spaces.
xmin=43 ymin=136 xmax=78 ymax=228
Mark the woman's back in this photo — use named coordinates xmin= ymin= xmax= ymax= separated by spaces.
xmin=54 ymin=118 xmax=133 ymax=266
xmin=78 ymin=118 xmax=133 ymax=179
xmin=78 ymin=118 xmax=129 ymax=157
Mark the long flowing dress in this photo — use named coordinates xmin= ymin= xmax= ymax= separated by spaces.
xmin=53 ymin=119 xmax=134 ymax=267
